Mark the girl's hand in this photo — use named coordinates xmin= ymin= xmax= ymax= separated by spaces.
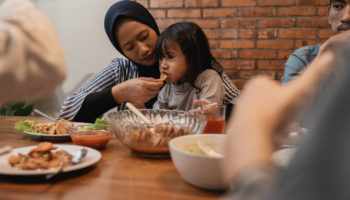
xmin=189 ymin=100 xmax=209 ymax=113
xmin=111 ymin=77 xmax=164 ymax=108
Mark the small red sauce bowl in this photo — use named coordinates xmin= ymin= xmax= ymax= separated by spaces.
xmin=70 ymin=128 xmax=112 ymax=148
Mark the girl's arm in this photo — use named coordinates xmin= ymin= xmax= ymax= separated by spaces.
xmin=196 ymin=70 xmax=225 ymax=105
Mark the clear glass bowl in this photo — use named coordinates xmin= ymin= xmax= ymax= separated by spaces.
xmin=107 ymin=109 xmax=207 ymax=156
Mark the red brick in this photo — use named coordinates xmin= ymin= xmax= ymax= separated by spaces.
xmin=203 ymin=8 xmax=237 ymax=18
xmin=295 ymin=40 xmax=325 ymax=48
xmin=279 ymin=7 xmax=316 ymax=16
xmin=260 ymin=0 xmax=296 ymax=6
xmin=220 ymin=60 xmax=255 ymax=69
xmin=232 ymin=80 xmax=246 ymax=90
xmin=204 ymin=29 xmax=238 ymax=39
xmin=259 ymin=18 xmax=296 ymax=28
xmin=221 ymin=19 xmax=257 ymax=28
xmin=168 ymin=9 xmax=201 ymax=18
xmin=240 ymin=29 xmax=277 ymax=39
xmin=299 ymin=0 xmax=329 ymax=6
xmin=240 ymin=70 xmax=276 ymax=80
xmin=185 ymin=19 xmax=219 ymax=28
xmin=185 ymin=0 xmax=219 ymax=7
xmin=223 ymin=70 xmax=240 ymax=79
xmin=134 ymin=0 xmax=148 ymax=8
xmin=150 ymin=0 xmax=183 ymax=8
xmin=278 ymin=50 xmax=294 ymax=59
xmin=221 ymin=0 xmax=257 ymax=7
xmin=319 ymin=29 xmax=334 ymax=39
xmin=212 ymin=50 xmax=238 ymax=59
xmin=257 ymin=40 xmax=294 ymax=49
xmin=318 ymin=7 xmax=330 ymax=16
xmin=298 ymin=18 xmax=330 ymax=28
xmin=221 ymin=40 xmax=255 ymax=49
xmin=280 ymin=29 xmax=317 ymax=39
xmin=257 ymin=60 xmax=286 ymax=70
xmin=240 ymin=8 xmax=276 ymax=17
xmin=156 ymin=19 xmax=182 ymax=31
xmin=149 ymin=9 xmax=166 ymax=18
xmin=240 ymin=50 xmax=276 ymax=59
xmin=209 ymin=40 xmax=219 ymax=48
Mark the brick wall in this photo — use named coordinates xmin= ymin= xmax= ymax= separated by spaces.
xmin=135 ymin=0 xmax=332 ymax=89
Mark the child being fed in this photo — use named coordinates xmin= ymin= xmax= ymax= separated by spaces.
xmin=153 ymin=22 xmax=224 ymax=111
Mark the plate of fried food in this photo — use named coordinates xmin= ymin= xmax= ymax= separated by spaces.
xmin=14 ymin=119 xmax=92 ymax=142
xmin=0 ymin=142 xmax=101 ymax=176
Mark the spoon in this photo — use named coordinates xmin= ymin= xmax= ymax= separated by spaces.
xmin=0 ymin=146 xmax=12 ymax=155
xmin=125 ymin=103 xmax=152 ymax=124
xmin=45 ymin=148 xmax=88 ymax=180
xmin=33 ymin=109 xmax=75 ymax=131
xmin=196 ymin=141 xmax=224 ymax=158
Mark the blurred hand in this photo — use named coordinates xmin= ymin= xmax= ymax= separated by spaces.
xmin=224 ymin=44 xmax=336 ymax=182
xmin=112 ymin=77 xmax=164 ymax=108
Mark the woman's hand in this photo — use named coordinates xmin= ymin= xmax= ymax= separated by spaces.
xmin=111 ymin=77 xmax=164 ymax=108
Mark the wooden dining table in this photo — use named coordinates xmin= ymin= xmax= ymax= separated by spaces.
xmin=0 ymin=116 xmax=224 ymax=200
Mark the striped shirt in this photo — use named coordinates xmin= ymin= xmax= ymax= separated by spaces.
xmin=59 ymin=58 xmax=240 ymax=121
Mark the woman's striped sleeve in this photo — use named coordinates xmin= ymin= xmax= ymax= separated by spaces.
xmin=58 ymin=59 xmax=122 ymax=120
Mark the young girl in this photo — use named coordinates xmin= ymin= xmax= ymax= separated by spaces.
xmin=153 ymin=22 xmax=224 ymax=111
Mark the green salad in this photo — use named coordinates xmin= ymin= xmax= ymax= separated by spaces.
xmin=78 ymin=118 xmax=109 ymax=130
xmin=14 ymin=119 xmax=39 ymax=133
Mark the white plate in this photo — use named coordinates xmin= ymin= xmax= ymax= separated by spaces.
xmin=272 ymin=147 xmax=296 ymax=167
xmin=22 ymin=122 xmax=91 ymax=142
xmin=0 ymin=144 xmax=101 ymax=176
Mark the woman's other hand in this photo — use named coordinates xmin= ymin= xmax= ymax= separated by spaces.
xmin=111 ymin=77 xmax=164 ymax=108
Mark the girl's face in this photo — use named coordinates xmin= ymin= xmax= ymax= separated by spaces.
xmin=115 ymin=19 xmax=158 ymax=66
xmin=159 ymin=42 xmax=188 ymax=83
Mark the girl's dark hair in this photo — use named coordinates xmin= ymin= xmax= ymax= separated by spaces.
xmin=155 ymin=22 xmax=222 ymax=88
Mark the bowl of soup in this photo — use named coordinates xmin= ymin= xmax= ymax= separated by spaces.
xmin=69 ymin=125 xmax=113 ymax=148
xmin=169 ymin=134 xmax=230 ymax=190
xmin=107 ymin=109 xmax=207 ymax=156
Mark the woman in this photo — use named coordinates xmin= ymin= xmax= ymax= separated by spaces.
xmin=59 ymin=0 xmax=240 ymax=123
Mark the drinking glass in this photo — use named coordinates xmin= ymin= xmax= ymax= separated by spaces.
xmin=202 ymin=104 xmax=226 ymax=134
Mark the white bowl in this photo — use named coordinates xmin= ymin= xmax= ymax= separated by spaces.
xmin=169 ymin=134 xmax=230 ymax=190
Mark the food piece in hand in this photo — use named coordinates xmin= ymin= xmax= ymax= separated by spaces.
xmin=160 ymin=73 xmax=168 ymax=81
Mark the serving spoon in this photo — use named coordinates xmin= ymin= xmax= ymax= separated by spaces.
xmin=125 ymin=103 xmax=152 ymax=124
xmin=33 ymin=109 xmax=75 ymax=131
xmin=196 ymin=141 xmax=224 ymax=158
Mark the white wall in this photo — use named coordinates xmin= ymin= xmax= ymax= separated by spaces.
xmin=32 ymin=0 xmax=122 ymax=95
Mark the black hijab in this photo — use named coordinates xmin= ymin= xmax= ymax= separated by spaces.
xmin=104 ymin=0 xmax=160 ymax=56
xmin=104 ymin=0 xmax=160 ymax=108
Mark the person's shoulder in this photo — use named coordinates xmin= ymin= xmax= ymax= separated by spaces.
xmin=199 ymin=69 xmax=221 ymax=78
xmin=196 ymin=69 xmax=221 ymax=84
xmin=110 ymin=57 xmax=134 ymax=66
xmin=292 ymin=44 xmax=321 ymax=58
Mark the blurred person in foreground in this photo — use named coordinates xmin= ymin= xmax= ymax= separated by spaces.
xmin=223 ymin=30 xmax=350 ymax=200
xmin=281 ymin=0 xmax=349 ymax=83
xmin=0 ymin=0 xmax=66 ymax=106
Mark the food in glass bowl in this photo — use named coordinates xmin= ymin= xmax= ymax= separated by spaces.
xmin=107 ymin=109 xmax=207 ymax=156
